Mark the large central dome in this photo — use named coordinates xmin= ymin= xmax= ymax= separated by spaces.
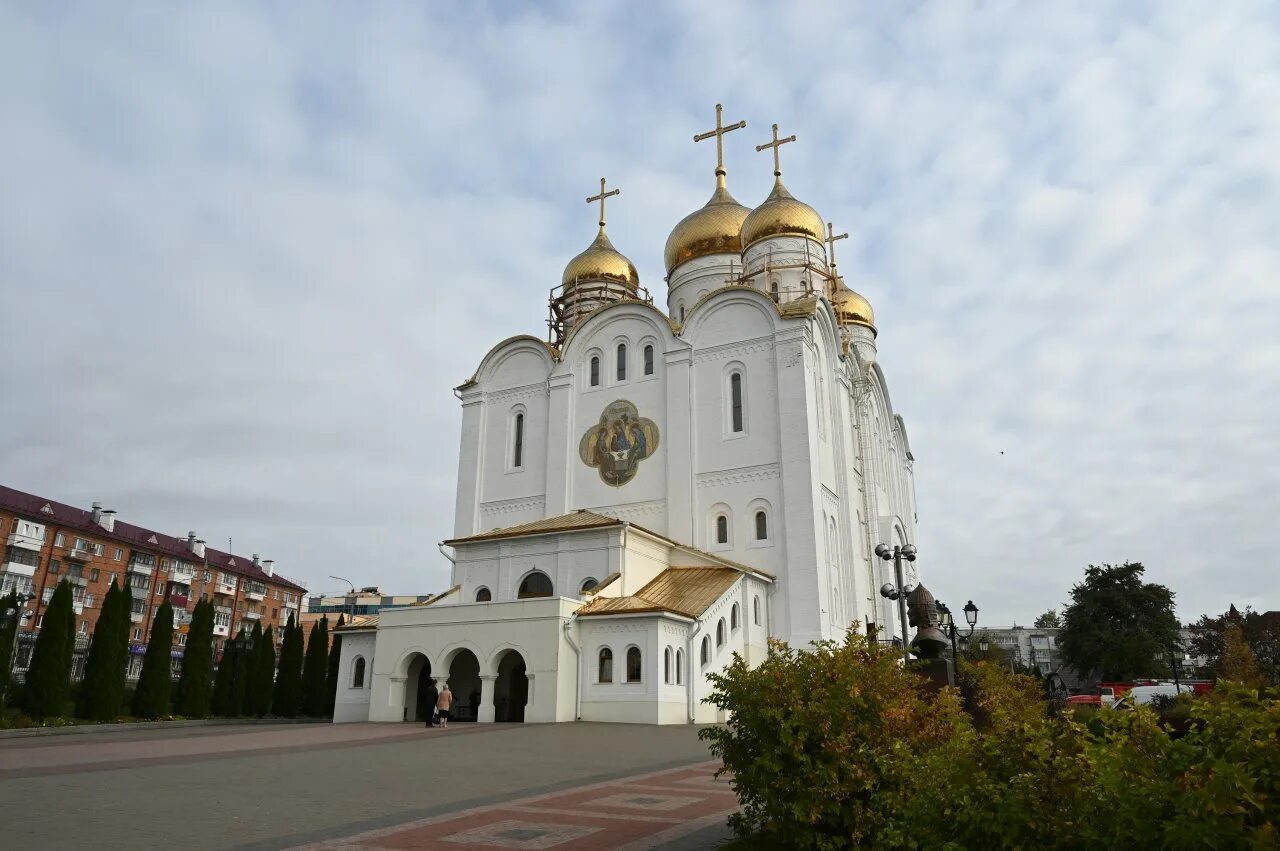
xmin=664 ymin=174 xmax=750 ymax=274
xmin=562 ymin=227 xmax=639 ymax=289
xmin=740 ymin=177 xmax=825 ymax=250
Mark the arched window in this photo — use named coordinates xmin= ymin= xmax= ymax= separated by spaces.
xmin=753 ymin=595 xmax=761 ymax=625
xmin=626 ymin=646 xmax=642 ymax=682
xmin=679 ymin=304 xmax=686 ymax=324
xmin=475 ymin=587 xmax=492 ymax=603
xmin=731 ymin=602 xmax=740 ymax=631
xmin=716 ymin=618 xmax=726 ymax=648
xmin=590 ymin=356 xmax=600 ymax=387
xmin=598 ymin=648 xmax=613 ymax=683
xmin=755 ymin=510 xmax=768 ymax=541
xmin=643 ymin=344 xmax=654 ymax=375
xmin=663 ymin=647 xmax=672 ymax=683
xmin=616 ymin=343 xmax=627 ymax=381
xmin=675 ymin=649 xmax=683 ymax=683
xmin=730 ymin=372 xmax=744 ymax=433
xmin=512 ymin=413 xmax=524 ymax=468
xmin=579 ymin=577 xmax=598 ymax=594
xmin=716 ymin=515 xmax=729 ymax=545
xmin=700 ymin=635 xmax=711 ymax=666
xmin=770 ymin=280 xmax=779 ymax=302
xmin=351 ymin=656 xmax=366 ymax=688
xmin=517 ymin=571 xmax=553 ymax=599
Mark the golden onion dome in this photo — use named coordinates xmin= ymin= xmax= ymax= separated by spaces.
xmin=562 ymin=226 xmax=639 ymax=290
xmin=740 ymin=177 xmax=826 ymax=250
xmin=663 ymin=174 xmax=750 ymax=274
xmin=831 ymin=280 xmax=876 ymax=334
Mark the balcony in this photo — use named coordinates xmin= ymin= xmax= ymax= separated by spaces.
xmin=72 ymin=601 xmax=85 ymax=615
xmin=64 ymin=572 xmax=89 ymax=587
xmin=214 ymin=580 xmax=237 ymax=597
xmin=244 ymin=609 xmax=261 ymax=620
xmin=1 ymin=560 xmax=38 ymax=578
xmin=244 ymin=585 xmax=266 ymax=602
xmin=212 ymin=622 xmax=230 ymax=638
xmin=130 ymin=609 xmax=144 ymax=623
xmin=5 ymin=532 xmax=43 ymax=551
xmin=128 ymin=583 xmax=150 ymax=599
xmin=64 ymin=548 xmax=91 ymax=562
xmin=170 ymin=564 xmax=196 ymax=584
xmin=127 ymin=559 xmax=154 ymax=577
xmin=173 ymin=610 xmax=193 ymax=629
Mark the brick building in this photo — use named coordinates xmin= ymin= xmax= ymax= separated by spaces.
xmin=0 ymin=485 xmax=306 ymax=678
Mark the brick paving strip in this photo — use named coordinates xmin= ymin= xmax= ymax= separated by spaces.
xmin=288 ymin=761 xmax=737 ymax=851
xmin=0 ymin=721 xmax=498 ymax=779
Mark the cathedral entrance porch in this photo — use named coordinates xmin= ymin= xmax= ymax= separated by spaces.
xmin=494 ymin=649 xmax=529 ymax=723
xmin=405 ymin=653 xmax=433 ymax=723
xmin=445 ymin=648 xmax=482 ymax=722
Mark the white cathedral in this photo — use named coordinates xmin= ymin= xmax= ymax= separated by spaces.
xmin=334 ymin=109 xmax=920 ymax=726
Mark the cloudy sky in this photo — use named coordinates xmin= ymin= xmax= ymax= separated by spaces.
xmin=2 ymin=2 xmax=1277 ymax=624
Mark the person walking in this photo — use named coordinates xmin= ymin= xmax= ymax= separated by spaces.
xmin=436 ymin=682 xmax=454 ymax=729
xmin=425 ymin=681 xmax=439 ymax=728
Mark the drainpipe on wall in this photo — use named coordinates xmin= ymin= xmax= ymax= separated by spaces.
xmin=437 ymin=543 xmax=457 ymax=585
xmin=562 ymin=614 xmax=582 ymax=720
xmin=687 ymin=616 xmax=706 ymax=724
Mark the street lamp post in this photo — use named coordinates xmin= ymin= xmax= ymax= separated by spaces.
xmin=329 ymin=575 xmax=357 ymax=621
xmin=935 ymin=599 xmax=979 ymax=662
xmin=876 ymin=543 xmax=918 ymax=662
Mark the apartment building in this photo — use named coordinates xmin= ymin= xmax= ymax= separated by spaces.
xmin=0 ymin=485 xmax=306 ymax=678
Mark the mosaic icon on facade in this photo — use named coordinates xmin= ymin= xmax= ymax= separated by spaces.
xmin=579 ymin=400 xmax=660 ymax=487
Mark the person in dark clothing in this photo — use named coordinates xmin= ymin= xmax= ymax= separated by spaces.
xmin=470 ymin=688 xmax=481 ymax=721
xmin=424 ymin=682 xmax=439 ymax=727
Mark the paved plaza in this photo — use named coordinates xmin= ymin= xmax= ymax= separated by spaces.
xmin=0 ymin=722 xmax=734 ymax=850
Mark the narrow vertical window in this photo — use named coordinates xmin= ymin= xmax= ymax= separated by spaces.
xmin=755 ymin=511 xmax=767 ymax=540
xmin=731 ymin=603 xmax=740 ymax=630
xmin=512 ymin=413 xmax=524 ymax=468
xmin=679 ymin=304 xmax=686 ymax=323
xmin=626 ymin=646 xmax=642 ymax=682
xmin=598 ymin=648 xmax=613 ymax=683
xmin=701 ymin=636 xmax=711 ymax=666
xmin=643 ymin=345 xmax=654 ymax=375
xmin=590 ymin=356 xmax=600 ymax=387
xmin=753 ymin=596 xmax=761 ymax=625
xmin=730 ymin=372 xmax=744 ymax=433
xmin=352 ymin=656 xmax=366 ymax=688
xmin=717 ymin=619 xmax=726 ymax=648
xmin=663 ymin=647 xmax=672 ymax=683
xmin=676 ymin=649 xmax=683 ymax=683
xmin=716 ymin=515 xmax=728 ymax=545
xmin=616 ymin=343 xmax=627 ymax=380
xmin=770 ymin=281 xmax=779 ymax=302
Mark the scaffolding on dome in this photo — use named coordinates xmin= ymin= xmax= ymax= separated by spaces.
xmin=547 ymin=280 xmax=653 ymax=347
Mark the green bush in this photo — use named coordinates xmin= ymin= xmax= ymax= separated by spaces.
xmin=701 ymin=633 xmax=1279 ymax=849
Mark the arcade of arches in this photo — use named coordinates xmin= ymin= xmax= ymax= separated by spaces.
xmin=402 ymin=647 xmax=529 ymax=723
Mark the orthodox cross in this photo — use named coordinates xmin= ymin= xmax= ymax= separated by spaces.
xmin=693 ymin=103 xmax=747 ymax=175
xmin=586 ymin=177 xmax=620 ymax=228
xmin=755 ymin=123 xmax=797 ymax=177
xmin=825 ymin=222 xmax=849 ymax=271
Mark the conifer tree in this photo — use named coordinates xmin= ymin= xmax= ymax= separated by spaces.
xmin=325 ymin=614 xmax=345 ymax=716
xmin=132 ymin=600 xmax=174 ymax=718
xmin=211 ymin=634 xmax=236 ymax=716
xmin=77 ymin=580 xmax=129 ymax=720
xmin=302 ymin=617 xmax=329 ymax=717
xmin=238 ymin=622 xmax=263 ymax=715
xmin=227 ymin=627 xmax=250 ymax=716
xmin=175 ymin=598 xmax=215 ymax=717
xmin=251 ymin=625 xmax=276 ymax=716
xmin=0 ymin=590 xmax=19 ymax=708
xmin=24 ymin=580 xmax=76 ymax=718
xmin=273 ymin=613 xmax=303 ymax=717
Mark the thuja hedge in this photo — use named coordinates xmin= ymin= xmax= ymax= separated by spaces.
xmin=701 ymin=633 xmax=1279 ymax=849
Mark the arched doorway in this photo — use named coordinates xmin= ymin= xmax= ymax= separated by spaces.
xmin=447 ymin=649 xmax=481 ymax=722
xmin=405 ymin=653 xmax=433 ymax=723
xmin=494 ymin=650 xmax=528 ymax=723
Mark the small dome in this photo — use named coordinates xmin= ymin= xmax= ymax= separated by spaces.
xmin=562 ymin=227 xmax=639 ymax=289
xmin=664 ymin=175 xmax=750 ymax=274
xmin=832 ymin=280 xmax=876 ymax=334
xmin=740 ymin=177 xmax=826 ymax=250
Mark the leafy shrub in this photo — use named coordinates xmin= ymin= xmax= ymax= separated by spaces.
xmin=702 ymin=633 xmax=1279 ymax=849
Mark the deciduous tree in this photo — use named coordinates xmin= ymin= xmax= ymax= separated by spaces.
xmin=1059 ymin=562 xmax=1179 ymax=682
xmin=1034 ymin=610 xmax=1062 ymax=629
xmin=1187 ymin=605 xmax=1279 ymax=685
xmin=23 ymin=580 xmax=75 ymax=718
xmin=132 ymin=601 xmax=174 ymax=718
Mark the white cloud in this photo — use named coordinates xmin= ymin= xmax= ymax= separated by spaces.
xmin=1 ymin=1 xmax=1277 ymax=623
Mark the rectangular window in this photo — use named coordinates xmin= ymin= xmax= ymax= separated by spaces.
xmin=90 ymin=568 xmax=100 ymax=582
xmin=114 ymin=548 xmax=122 ymax=560
xmin=79 ymin=620 xmax=89 ymax=635
xmin=55 ymin=533 xmax=64 ymax=547
xmin=38 ymin=615 xmax=44 ymax=628
xmin=109 ymin=572 xmax=117 ymax=588
xmin=48 ymin=560 xmax=60 ymax=574
xmin=85 ymin=594 xmax=95 ymax=608
xmin=131 ymin=598 xmax=145 ymax=616
xmin=42 ymin=587 xmax=54 ymax=603
xmin=133 ymin=628 xmax=142 ymax=641
xmin=204 ymin=570 xmax=212 ymax=583
xmin=2 ymin=546 xmax=40 ymax=568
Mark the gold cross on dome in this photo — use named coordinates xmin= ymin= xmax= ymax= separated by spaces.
xmin=825 ymin=222 xmax=849 ymax=269
xmin=693 ymin=103 xmax=747 ymax=175
xmin=586 ymin=177 xmax=620 ymax=227
xmin=755 ymin=123 xmax=797 ymax=177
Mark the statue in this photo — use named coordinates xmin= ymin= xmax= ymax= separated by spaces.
xmin=906 ymin=584 xmax=948 ymax=660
